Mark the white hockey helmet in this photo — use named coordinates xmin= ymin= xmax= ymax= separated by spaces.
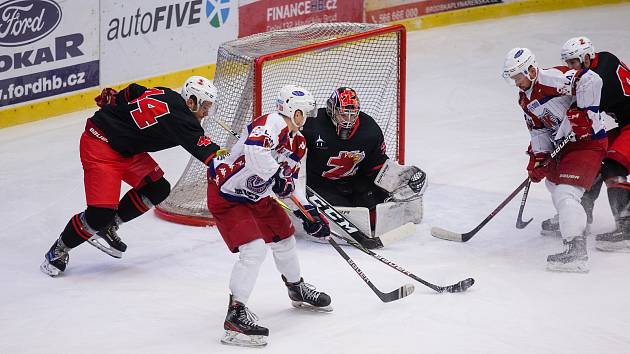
xmin=276 ymin=85 xmax=317 ymax=127
xmin=181 ymin=76 xmax=217 ymax=113
xmin=561 ymin=36 xmax=595 ymax=64
xmin=502 ymin=48 xmax=537 ymax=86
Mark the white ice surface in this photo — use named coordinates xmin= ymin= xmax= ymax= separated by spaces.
xmin=2 ymin=4 xmax=630 ymax=353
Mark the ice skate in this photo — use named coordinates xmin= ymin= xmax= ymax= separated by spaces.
xmin=86 ymin=219 xmax=126 ymax=258
xmin=221 ymin=295 xmax=268 ymax=348
xmin=40 ymin=238 xmax=70 ymax=277
xmin=595 ymin=217 xmax=630 ymax=252
xmin=546 ymin=236 xmax=589 ymax=273
xmin=283 ymin=276 xmax=333 ymax=312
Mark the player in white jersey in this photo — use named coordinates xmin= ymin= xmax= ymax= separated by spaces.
xmin=502 ymin=48 xmax=607 ymax=272
xmin=206 ymin=85 xmax=332 ymax=347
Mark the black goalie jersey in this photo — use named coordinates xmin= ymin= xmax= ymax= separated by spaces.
xmin=301 ymin=107 xmax=388 ymax=189
xmin=90 ymin=83 xmax=220 ymax=165
xmin=590 ymin=51 xmax=630 ymax=125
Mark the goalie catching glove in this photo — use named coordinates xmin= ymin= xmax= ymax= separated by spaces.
xmin=374 ymin=159 xmax=427 ymax=202
xmin=293 ymin=205 xmax=330 ymax=239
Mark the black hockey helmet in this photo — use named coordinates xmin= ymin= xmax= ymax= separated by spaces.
xmin=326 ymin=87 xmax=360 ymax=140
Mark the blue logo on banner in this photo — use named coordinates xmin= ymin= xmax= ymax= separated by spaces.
xmin=206 ymin=0 xmax=231 ymax=28
xmin=0 ymin=0 xmax=62 ymax=47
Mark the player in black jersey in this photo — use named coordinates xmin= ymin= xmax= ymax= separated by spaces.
xmin=546 ymin=37 xmax=630 ymax=252
xmin=300 ymin=87 xmax=426 ymax=238
xmin=40 ymin=76 xmax=223 ymax=277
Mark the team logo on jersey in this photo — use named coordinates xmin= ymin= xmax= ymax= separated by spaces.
xmin=197 ymin=135 xmax=213 ymax=146
xmin=246 ymin=175 xmax=271 ymax=194
xmin=322 ymin=150 xmax=365 ymax=180
xmin=315 ymin=135 xmax=326 ymax=149
xmin=539 ymin=108 xmax=561 ymax=129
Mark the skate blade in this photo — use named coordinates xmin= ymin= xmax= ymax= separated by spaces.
xmin=86 ymin=236 xmax=123 ymax=258
xmin=291 ymin=301 xmax=333 ymax=313
xmin=595 ymin=240 xmax=630 ymax=253
xmin=40 ymin=260 xmax=62 ymax=277
xmin=221 ymin=330 xmax=267 ymax=347
xmin=546 ymin=259 xmax=589 ymax=273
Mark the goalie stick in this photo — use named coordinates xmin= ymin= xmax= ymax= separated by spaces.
xmin=288 ymin=195 xmax=415 ymax=302
xmin=432 ymin=132 xmax=575 ymax=242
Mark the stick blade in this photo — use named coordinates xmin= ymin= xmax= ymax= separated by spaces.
xmin=430 ymin=226 xmax=465 ymax=242
xmin=379 ymin=222 xmax=416 ymax=246
xmin=381 ymin=283 xmax=415 ymax=302
xmin=444 ymin=278 xmax=475 ymax=293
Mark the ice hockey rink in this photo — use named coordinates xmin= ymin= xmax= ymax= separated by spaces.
xmin=2 ymin=3 xmax=630 ymax=353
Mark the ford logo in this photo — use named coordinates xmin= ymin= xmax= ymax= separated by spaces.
xmin=0 ymin=0 xmax=62 ymax=47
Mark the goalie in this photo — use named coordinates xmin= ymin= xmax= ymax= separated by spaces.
xmin=298 ymin=87 xmax=427 ymax=241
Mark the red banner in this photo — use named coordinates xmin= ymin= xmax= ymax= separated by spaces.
xmin=365 ymin=0 xmax=502 ymax=24
xmin=238 ymin=0 xmax=364 ymax=38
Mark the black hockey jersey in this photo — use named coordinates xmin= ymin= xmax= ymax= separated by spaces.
xmin=301 ymin=108 xmax=388 ymax=187
xmin=591 ymin=51 xmax=630 ymax=125
xmin=90 ymin=84 xmax=220 ymax=165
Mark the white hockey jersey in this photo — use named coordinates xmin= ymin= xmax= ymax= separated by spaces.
xmin=208 ymin=112 xmax=308 ymax=204
xmin=520 ymin=66 xmax=606 ymax=154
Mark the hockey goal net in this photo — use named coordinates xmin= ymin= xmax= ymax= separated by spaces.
xmin=155 ymin=22 xmax=406 ymax=226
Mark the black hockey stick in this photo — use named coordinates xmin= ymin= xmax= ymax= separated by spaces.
xmin=432 ymin=132 xmax=575 ymax=242
xmin=305 ymin=186 xmax=385 ymax=249
xmin=515 ymin=179 xmax=533 ymax=229
xmin=288 ymin=195 xmax=414 ymax=302
xmin=328 ymin=237 xmax=415 ymax=302
xmin=330 ymin=229 xmax=474 ymax=293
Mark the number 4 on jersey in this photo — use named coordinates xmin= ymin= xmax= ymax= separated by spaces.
xmin=129 ymin=88 xmax=170 ymax=129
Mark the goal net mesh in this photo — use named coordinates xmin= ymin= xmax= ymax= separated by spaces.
xmin=156 ymin=22 xmax=405 ymax=225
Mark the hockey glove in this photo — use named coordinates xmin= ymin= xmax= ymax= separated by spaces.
xmin=272 ymin=168 xmax=295 ymax=199
xmin=526 ymin=151 xmax=551 ymax=183
xmin=293 ymin=205 xmax=330 ymax=239
xmin=95 ymin=88 xmax=118 ymax=108
xmin=567 ymin=107 xmax=593 ymax=141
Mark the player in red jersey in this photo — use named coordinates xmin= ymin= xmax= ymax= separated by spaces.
xmin=41 ymin=76 xmax=223 ymax=277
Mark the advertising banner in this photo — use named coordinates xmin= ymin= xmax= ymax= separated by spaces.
xmin=365 ymin=0 xmax=502 ymax=24
xmin=100 ymin=0 xmax=238 ymax=86
xmin=238 ymin=0 xmax=363 ymax=38
xmin=0 ymin=0 xmax=100 ymax=107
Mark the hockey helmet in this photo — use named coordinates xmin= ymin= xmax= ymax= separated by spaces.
xmin=181 ymin=76 xmax=217 ymax=114
xmin=502 ymin=48 xmax=538 ymax=87
xmin=326 ymin=87 xmax=360 ymax=139
xmin=561 ymin=36 xmax=595 ymax=65
xmin=276 ymin=85 xmax=317 ymax=127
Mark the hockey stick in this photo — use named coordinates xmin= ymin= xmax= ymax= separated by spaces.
xmin=515 ymin=179 xmax=533 ymax=229
xmin=330 ymin=229 xmax=474 ymax=293
xmin=288 ymin=195 xmax=415 ymax=302
xmin=288 ymin=196 xmax=473 ymax=293
xmin=432 ymin=132 xmax=575 ymax=242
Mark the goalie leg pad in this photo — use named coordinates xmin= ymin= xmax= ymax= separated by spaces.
xmin=374 ymin=198 xmax=423 ymax=238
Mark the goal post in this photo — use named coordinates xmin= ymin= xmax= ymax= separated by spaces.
xmin=155 ymin=23 xmax=406 ymax=226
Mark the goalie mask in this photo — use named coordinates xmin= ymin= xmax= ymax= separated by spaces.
xmin=181 ymin=76 xmax=217 ymax=116
xmin=326 ymin=87 xmax=360 ymax=140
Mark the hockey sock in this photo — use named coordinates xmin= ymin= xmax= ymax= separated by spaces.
xmin=117 ymin=177 xmax=170 ymax=223
xmin=552 ymin=184 xmax=587 ymax=239
xmin=60 ymin=207 xmax=116 ymax=248
xmin=581 ymin=174 xmax=603 ymax=223
xmin=230 ymin=239 xmax=267 ymax=304
xmin=269 ymin=236 xmax=301 ymax=283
